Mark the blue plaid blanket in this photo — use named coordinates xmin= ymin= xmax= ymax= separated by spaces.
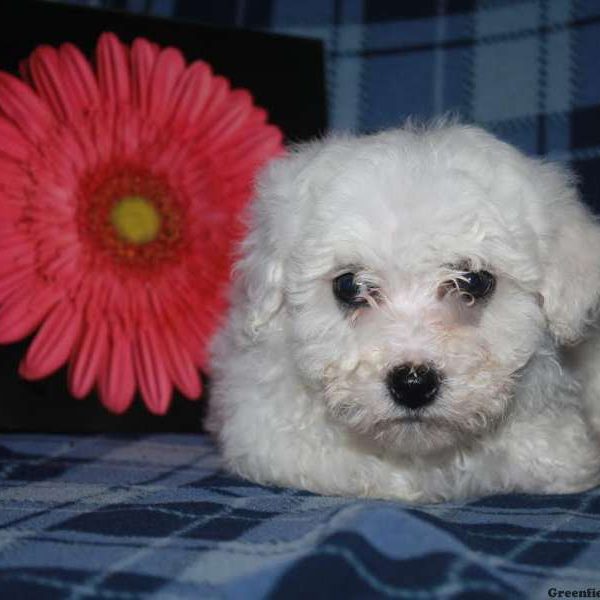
xmin=1 ymin=433 xmax=599 ymax=598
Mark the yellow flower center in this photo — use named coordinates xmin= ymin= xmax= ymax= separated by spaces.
xmin=110 ymin=196 xmax=161 ymax=245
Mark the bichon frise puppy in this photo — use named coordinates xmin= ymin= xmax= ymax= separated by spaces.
xmin=207 ymin=122 xmax=600 ymax=502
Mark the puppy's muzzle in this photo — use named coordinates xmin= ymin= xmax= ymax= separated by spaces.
xmin=386 ymin=364 xmax=442 ymax=410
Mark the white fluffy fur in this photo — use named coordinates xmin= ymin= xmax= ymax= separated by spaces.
xmin=207 ymin=122 xmax=600 ymax=502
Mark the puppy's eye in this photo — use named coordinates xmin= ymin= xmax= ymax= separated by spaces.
xmin=441 ymin=270 xmax=496 ymax=304
xmin=333 ymin=272 xmax=370 ymax=307
xmin=457 ymin=271 xmax=496 ymax=299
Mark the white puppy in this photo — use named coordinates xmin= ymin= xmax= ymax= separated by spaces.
xmin=207 ymin=122 xmax=600 ymax=502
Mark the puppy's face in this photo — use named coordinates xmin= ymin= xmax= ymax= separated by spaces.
xmin=282 ymin=129 xmax=552 ymax=456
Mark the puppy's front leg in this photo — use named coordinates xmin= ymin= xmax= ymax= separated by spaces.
xmin=495 ymin=412 xmax=600 ymax=495
xmin=563 ymin=331 xmax=600 ymax=434
xmin=213 ymin=399 xmax=424 ymax=501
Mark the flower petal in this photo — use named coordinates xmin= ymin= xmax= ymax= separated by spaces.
xmin=201 ymin=89 xmax=253 ymax=149
xmin=220 ymin=125 xmax=284 ymax=176
xmin=58 ymin=43 xmax=100 ymax=113
xmin=112 ymin=108 xmax=141 ymax=161
xmin=194 ymin=76 xmax=229 ymax=132
xmin=35 ymin=235 xmax=81 ymax=286
xmin=98 ymin=329 xmax=136 ymax=414
xmin=85 ymin=107 xmax=116 ymax=166
xmin=168 ymin=60 xmax=213 ymax=130
xmin=148 ymin=47 xmax=185 ymax=124
xmin=0 ymin=286 xmax=59 ymax=343
xmin=0 ymin=118 xmax=32 ymax=161
xmin=96 ymin=32 xmax=131 ymax=105
xmin=162 ymin=324 xmax=202 ymax=399
xmin=148 ymin=135 xmax=193 ymax=174
xmin=146 ymin=288 xmax=202 ymax=398
xmin=0 ymin=72 xmax=53 ymax=142
xmin=19 ymin=301 xmax=81 ymax=379
xmin=133 ymin=326 xmax=172 ymax=415
xmin=130 ymin=37 xmax=159 ymax=113
xmin=0 ymin=266 xmax=36 ymax=304
xmin=171 ymin=297 xmax=212 ymax=367
xmin=69 ymin=316 xmax=108 ymax=398
xmin=28 ymin=45 xmax=71 ymax=120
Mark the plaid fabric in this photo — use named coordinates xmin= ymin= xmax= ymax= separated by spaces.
xmin=0 ymin=433 xmax=599 ymax=599
xmin=59 ymin=0 xmax=600 ymax=211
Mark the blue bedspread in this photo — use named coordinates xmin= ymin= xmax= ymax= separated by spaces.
xmin=0 ymin=434 xmax=598 ymax=599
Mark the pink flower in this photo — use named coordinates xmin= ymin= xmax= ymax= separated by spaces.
xmin=0 ymin=32 xmax=283 ymax=414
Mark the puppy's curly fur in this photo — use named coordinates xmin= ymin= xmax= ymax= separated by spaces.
xmin=207 ymin=123 xmax=600 ymax=502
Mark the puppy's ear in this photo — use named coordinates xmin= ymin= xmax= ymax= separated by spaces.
xmin=538 ymin=167 xmax=600 ymax=344
xmin=237 ymin=209 xmax=285 ymax=339
xmin=237 ymin=145 xmax=318 ymax=340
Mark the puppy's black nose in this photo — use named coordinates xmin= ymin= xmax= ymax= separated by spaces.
xmin=386 ymin=364 xmax=441 ymax=410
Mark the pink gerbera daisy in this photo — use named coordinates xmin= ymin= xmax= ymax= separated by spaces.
xmin=0 ymin=32 xmax=283 ymax=414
